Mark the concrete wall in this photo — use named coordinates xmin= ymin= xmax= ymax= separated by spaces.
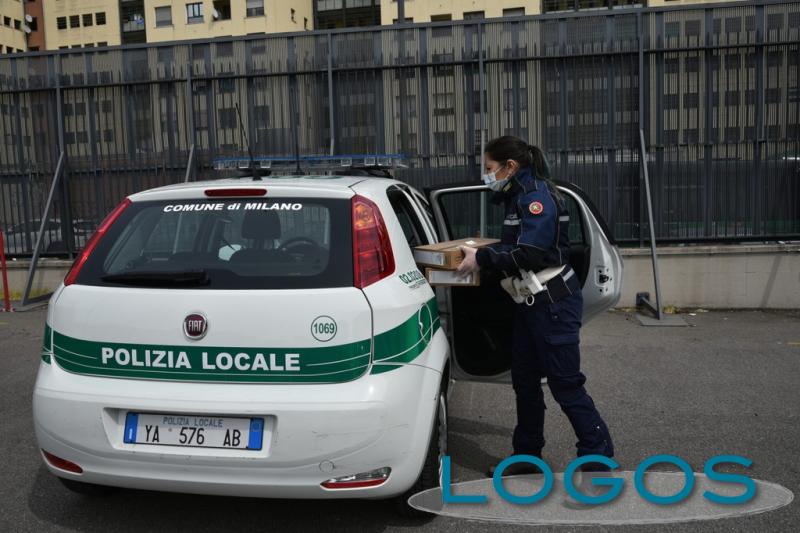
xmin=618 ymin=244 xmax=800 ymax=309
xmin=2 ymin=244 xmax=799 ymax=308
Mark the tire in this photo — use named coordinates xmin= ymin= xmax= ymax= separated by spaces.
xmin=58 ymin=477 xmax=117 ymax=496
xmin=394 ymin=386 xmax=448 ymax=519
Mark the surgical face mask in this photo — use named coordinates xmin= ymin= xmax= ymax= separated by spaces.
xmin=482 ymin=164 xmax=509 ymax=192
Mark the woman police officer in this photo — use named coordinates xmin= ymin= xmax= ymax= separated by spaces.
xmin=456 ymin=135 xmax=614 ymax=477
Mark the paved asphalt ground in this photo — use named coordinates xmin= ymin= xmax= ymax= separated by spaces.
xmin=1 ymin=307 xmax=798 ymax=532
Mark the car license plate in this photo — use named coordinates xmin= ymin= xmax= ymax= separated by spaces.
xmin=123 ymin=412 xmax=264 ymax=450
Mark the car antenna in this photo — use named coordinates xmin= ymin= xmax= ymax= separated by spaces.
xmin=234 ymin=102 xmax=264 ymax=180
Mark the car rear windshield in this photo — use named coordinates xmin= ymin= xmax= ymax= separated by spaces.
xmin=75 ymin=197 xmax=353 ymax=289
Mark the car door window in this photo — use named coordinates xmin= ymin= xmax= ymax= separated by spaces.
xmin=434 ymin=185 xmax=591 ymax=284
xmin=387 ymin=187 xmax=428 ymax=247
xmin=436 ymin=188 xmax=587 ymax=245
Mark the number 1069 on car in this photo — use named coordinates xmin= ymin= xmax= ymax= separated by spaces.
xmin=124 ymin=412 xmax=265 ymax=450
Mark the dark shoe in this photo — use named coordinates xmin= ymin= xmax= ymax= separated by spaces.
xmin=486 ymin=460 xmax=544 ymax=478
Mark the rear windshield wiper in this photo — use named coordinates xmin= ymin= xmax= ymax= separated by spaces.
xmin=101 ymin=270 xmax=210 ymax=287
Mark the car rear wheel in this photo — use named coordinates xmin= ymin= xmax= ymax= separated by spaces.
xmin=394 ymin=386 xmax=448 ymax=519
xmin=58 ymin=477 xmax=117 ymax=496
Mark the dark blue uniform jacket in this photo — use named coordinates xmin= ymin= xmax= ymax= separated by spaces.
xmin=475 ymin=166 xmax=571 ymax=278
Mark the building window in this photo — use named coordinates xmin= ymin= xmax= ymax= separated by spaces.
xmin=431 ymin=14 xmax=452 ymax=38
xmin=213 ymin=0 xmax=231 ymax=20
xmin=69 ymin=15 xmax=80 ymax=28
xmin=216 ymin=42 xmax=233 ymax=58
xmin=96 ymin=12 xmax=107 ymax=25
xmin=4 ymin=17 xmax=11 ymax=27
xmin=56 ymin=16 xmax=67 ymax=29
xmin=464 ymin=11 xmax=485 ymax=20
xmin=82 ymin=14 xmax=93 ymax=27
xmin=502 ymin=8 xmax=525 ymax=17
xmin=434 ymin=132 xmax=456 ymax=153
xmin=98 ymin=41 xmax=108 ymax=47
xmin=14 ymin=19 xmax=21 ymax=30
xmin=155 ymin=6 xmax=172 ymax=27
xmin=29 ymin=17 xmax=38 ymax=31
xmin=187 ymin=3 xmax=204 ymax=24
xmin=246 ymin=0 xmax=264 ymax=17
xmin=219 ymin=108 xmax=238 ymax=129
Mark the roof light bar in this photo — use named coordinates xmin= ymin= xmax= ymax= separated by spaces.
xmin=212 ymin=154 xmax=407 ymax=172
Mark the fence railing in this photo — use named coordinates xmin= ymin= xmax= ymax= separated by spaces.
xmin=0 ymin=0 xmax=798 ymax=255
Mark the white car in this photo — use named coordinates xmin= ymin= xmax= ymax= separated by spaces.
xmin=33 ymin=175 xmax=622 ymax=515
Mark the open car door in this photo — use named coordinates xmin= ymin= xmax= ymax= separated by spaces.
xmin=426 ymin=181 xmax=623 ymax=383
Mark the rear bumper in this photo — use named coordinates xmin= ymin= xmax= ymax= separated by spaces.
xmin=33 ymin=351 xmax=445 ymax=499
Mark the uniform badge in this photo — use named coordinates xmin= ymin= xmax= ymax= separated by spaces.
xmin=529 ymin=201 xmax=544 ymax=215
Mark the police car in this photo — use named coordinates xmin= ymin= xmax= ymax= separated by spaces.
xmin=33 ymin=173 xmax=622 ymax=514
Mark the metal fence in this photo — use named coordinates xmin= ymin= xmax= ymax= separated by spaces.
xmin=0 ymin=0 xmax=798 ymax=256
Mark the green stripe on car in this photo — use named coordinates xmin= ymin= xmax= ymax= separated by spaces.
xmin=47 ymin=297 xmax=440 ymax=383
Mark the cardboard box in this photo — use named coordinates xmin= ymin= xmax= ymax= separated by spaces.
xmin=425 ymin=267 xmax=480 ymax=287
xmin=413 ymin=238 xmax=499 ymax=269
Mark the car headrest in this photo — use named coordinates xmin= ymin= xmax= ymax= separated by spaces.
xmin=241 ymin=210 xmax=281 ymax=241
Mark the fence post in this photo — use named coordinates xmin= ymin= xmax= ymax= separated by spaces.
xmin=287 ymin=36 xmax=301 ymax=171
xmin=186 ymin=44 xmax=196 ymax=146
xmin=478 ymin=21 xmax=488 ymax=238
xmin=327 ymin=32 xmax=336 ymax=155
xmin=418 ymin=26 xmax=431 ymax=169
xmin=373 ymin=30 xmax=386 ymax=153
xmin=703 ymin=8 xmax=714 ymax=237
xmin=478 ymin=21 xmax=486 ymax=171
xmin=12 ymin=57 xmax=33 ymax=254
xmin=654 ymin=11 xmax=664 ymax=245
xmin=607 ymin=14 xmax=617 ymax=236
xmin=558 ymin=17 xmax=569 ymax=173
xmin=753 ymin=5 xmax=765 ymax=237
xmin=638 ymin=11 xmax=646 ymax=247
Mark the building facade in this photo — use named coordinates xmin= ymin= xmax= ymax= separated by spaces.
xmin=144 ymin=0 xmax=313 ymax=43
xmin=39 ymin=0 xmax=313 ymax=51
xmin=24 ymin=0 xmax=46 ymax=51
xmin=0 ymin=0 xmax=28 ymax=53
xmin=42 ymin=0 xmax=121 ymax=49
xmin=381 ymin=0 xmax=533 ymax=25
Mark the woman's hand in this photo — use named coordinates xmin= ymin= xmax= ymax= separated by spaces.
xmin=456 ymin=246 xmax=479 ymax=278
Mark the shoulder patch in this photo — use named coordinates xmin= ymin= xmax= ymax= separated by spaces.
xmin=529 ymin=201 xmax=544 ymax=215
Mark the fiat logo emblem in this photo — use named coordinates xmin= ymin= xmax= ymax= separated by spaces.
xmin=183 ymin=313 xmax=207 ymax=340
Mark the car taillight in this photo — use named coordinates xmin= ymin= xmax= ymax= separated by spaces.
xmin=42 ymin=450 xmax=83 ymax=474
xmin=64 ymin=197 xmax=131 ymax=286
xmin=321 ymin=467 xmax=391 ymax=490
xmin=352 ymin=195 xmax=395 ymax=289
